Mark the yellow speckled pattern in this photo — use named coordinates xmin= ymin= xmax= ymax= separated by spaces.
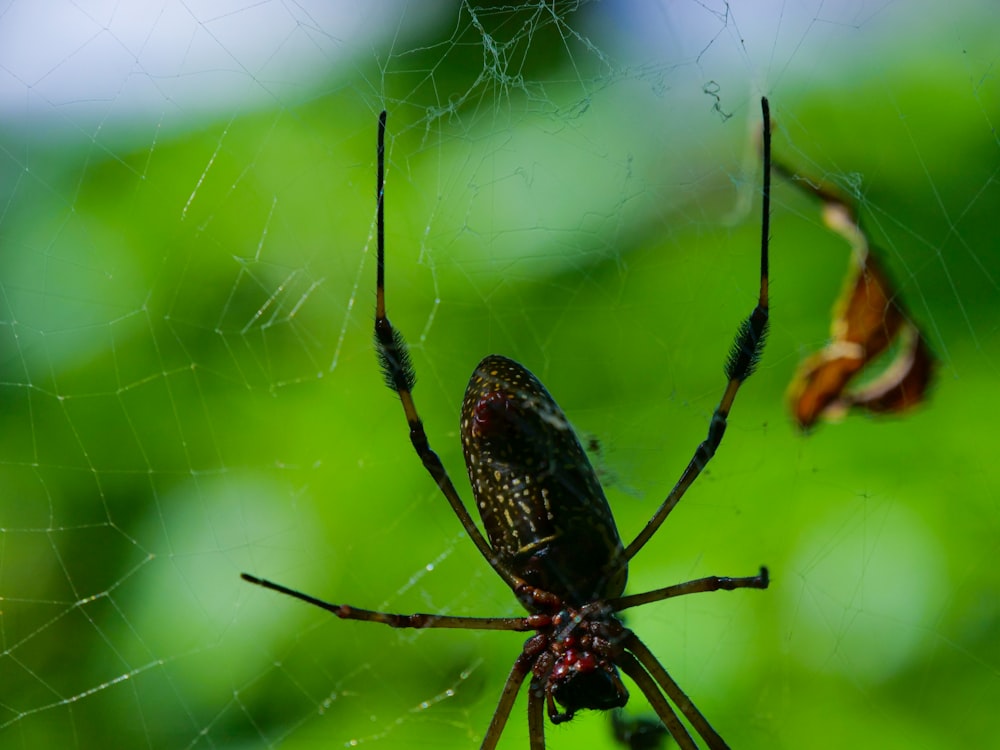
xmin=460 ymin=354 xmax=627 ymax=605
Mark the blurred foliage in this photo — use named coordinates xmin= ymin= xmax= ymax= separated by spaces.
xmin=1 ymin=2 xmax=998 ymax=749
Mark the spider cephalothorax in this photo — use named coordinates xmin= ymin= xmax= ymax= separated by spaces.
xmin=243 ymin=98 xmax=775 ymax=750
xmin=538 ymin=604 xmax=632 ymax=721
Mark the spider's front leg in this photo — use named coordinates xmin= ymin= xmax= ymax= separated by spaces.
xmin=624 ymin=96 xmax=773 ymax=564
xmin=371 ymin=111 xmax=523 ymax=592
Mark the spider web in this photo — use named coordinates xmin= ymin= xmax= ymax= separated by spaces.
xmin=1 ymin=1 xmax=998 ymax=748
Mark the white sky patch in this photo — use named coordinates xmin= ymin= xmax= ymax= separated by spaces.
xmin=0 ymin=0 xmax=447 ymax=138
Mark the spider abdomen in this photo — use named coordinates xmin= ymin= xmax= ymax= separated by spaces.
xmin=461 ymin=355 xmax=627 ymax=606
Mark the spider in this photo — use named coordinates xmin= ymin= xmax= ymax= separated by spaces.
xmin=242 ymin=97 xmax=774 ymax=749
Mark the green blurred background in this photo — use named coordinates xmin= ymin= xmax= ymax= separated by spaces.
xmin=1 ymin=2 xmax=998 ymax=748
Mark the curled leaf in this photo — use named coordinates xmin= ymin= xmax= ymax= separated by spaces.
xmin=778 ymin=170 xmax=934 ymax=429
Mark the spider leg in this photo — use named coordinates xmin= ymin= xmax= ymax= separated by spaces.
xmin=624 ymin=96 xmax=772 ymax=563
xmin=527 ymin=676 xmax=546 ymax=750
xmin=241 ymin=573 xmax=533 ymax=631
xmin=610 ymin=566 xmax=769 ymax=612
xmin=479 ymin=655 xmax=532 ymax=750
xmin=625 ymin=633 xmax=732 ymax=750
xmin=616 ymin=651 xmax=698 ymax=750
xmin=372 ymin=111 xmax=521 ymax=591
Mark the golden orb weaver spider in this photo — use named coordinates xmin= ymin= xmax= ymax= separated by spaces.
xmin=242 ymin=97 xmax=774 ymax=749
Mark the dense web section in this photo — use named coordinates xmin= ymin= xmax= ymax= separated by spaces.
xmin=1 ymin=1 xmax=998 ymax=748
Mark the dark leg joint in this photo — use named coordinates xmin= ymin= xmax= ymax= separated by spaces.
xmin=706 ymin=412 xmax=726 ymax=453
xmin=716 ymin=565 xmax=769 ymax=591
xmin=757 ymin=565 xmax=770 ymax=588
